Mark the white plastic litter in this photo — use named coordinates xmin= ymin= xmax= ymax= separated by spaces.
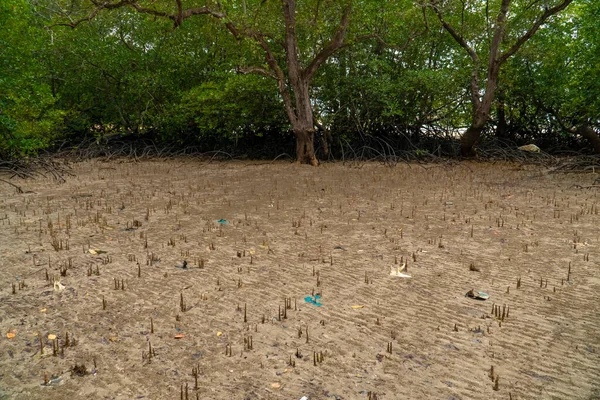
xmin=390 ymin=263 xmax=411 ymax=278
xmin=53 ymin=277 xmax=65 ymax=292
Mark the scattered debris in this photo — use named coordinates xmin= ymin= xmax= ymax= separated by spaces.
xmin=6 ymin=330 xmax=16 ymax=339
xmin=71 ymin=364 xmax=89 ymax=377
xmin=304 ymin=295 xmax=322 ymax=307
xmin=174 ymin=334 xmax=185 ymax=339
xmin=390 ymin=263 xmax=411 ymax=278
xmin=41 ymin=375 xmax=62 ymax=386
xmin=88 ymin=248 xmax=107 ymax=255
xmin=466 ymin=290 xmax=489 ymax=300
xmin=351 ymin=305 xmax=365 ymax=309
xmin=217 ymin=219 xmax=228 ymax=225
xmin=271 ymin=382 xmax=281 ymax=389
xmin=53 ymin=278 xmax=65 ymax=292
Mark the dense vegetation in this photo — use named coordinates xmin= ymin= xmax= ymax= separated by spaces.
xmin=1 ymin=0 xmax=598 ymax=162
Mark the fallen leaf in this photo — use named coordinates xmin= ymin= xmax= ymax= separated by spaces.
xmin=174 ymin=334 xmax=185 ymax=339
xmin=216 ymin=332 xmax=223 ymax=337
xmin=351 ymin=305 xmax=365 ymax=309
xmin=88 ymin=248 xmax=106 ymax=255
xmin=48 ymin=334 xmax=56 ymax=340
xmin=108 ymin=336 xmax=118 ymax=342
xmin=271 ymin=383 xmax=281 ymax=389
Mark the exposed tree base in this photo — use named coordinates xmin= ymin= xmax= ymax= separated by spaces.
xmin=460 ymin=125 xmax=484 ymax=158
xmin=295 ymin=129 xmax=319 ymax=166
xmin=460 ymin=145 xmax=477 ymax=158
xmin=294 ymin=158 xmax=319 ymax=166
xmin=294 ymin=154 xmax=319 ymax=166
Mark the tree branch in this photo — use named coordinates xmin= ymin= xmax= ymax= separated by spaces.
xmin=303 ymin=5 xmax=352 ymax=81
xmin=54 ymin=1 xmax=227 ymax=29
xmin=369 ymin=26 xmax=429 ymax=54
xmin=430 ymin=0 xmax=481 ymax=112
xmin=359 ymin=5 xmax=429 ymax=58
xmin=118 ymin=29 xmax=135 ymax=51
xmin=488 ymin=0 xmax=510 ymax=68
xmin=498 ymin=0 xmax=574 ymax=64
xmin=237 ymin=66 xmax=277 ymax=80
xmin=249 ymin=31 xmax=296 ymax=122
xmin=429 ymin=0 xmax=478 ymax=65
xmin=479 ymin=0 xmax=510 ymax=111
xmin=281 ymin=0 xmax=301 ymax=86
xmin=51 ymin=1 xmax=130 ymax=28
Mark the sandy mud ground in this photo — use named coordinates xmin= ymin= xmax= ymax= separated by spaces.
xmin=0 ymin=160 xmax=599 ymax=399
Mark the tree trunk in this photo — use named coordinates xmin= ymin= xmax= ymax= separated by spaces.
xmin=460 ymin=125 xmax=484 ymax=157
xmin=461 ymin=63 xmax=499 ymax=157
xmin=294 ymin=127 xmax=318 ymax=166
xmin=460 ymin=114 xmax=487 ymax=157
xmin=577 ymin=125 xmax=600 ymax=154
xmin=288 ymin=76 xmax=320 ymax=165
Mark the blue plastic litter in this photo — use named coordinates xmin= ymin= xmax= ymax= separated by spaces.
xmin=304 ymin=295 xmax=322 ymax=307
xmin=217 ymin=219 xmax=228 ymax=224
